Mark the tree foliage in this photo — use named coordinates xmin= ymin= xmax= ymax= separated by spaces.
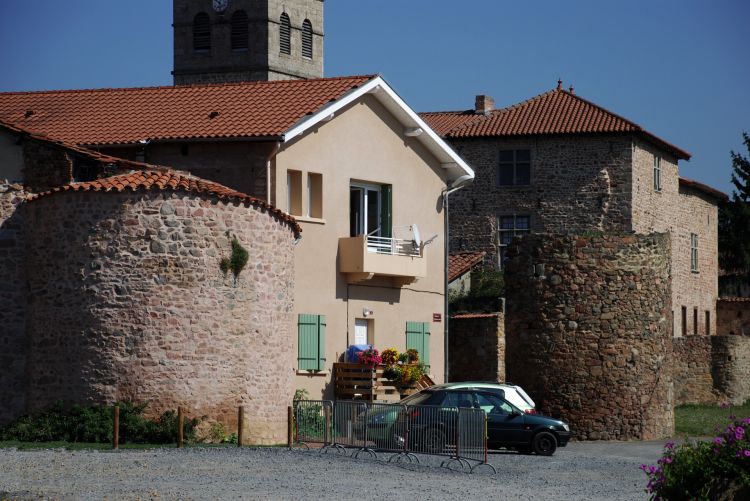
xmin=719 ymin=132 xmax=750 ymax=273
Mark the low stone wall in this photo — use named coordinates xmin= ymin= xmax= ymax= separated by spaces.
xmin=672 ymin=337 xmax=716 ymax=405
xmin=0 ymin=184 xmax=27 ymax=426
xmin=448 ymin=313 xmax=504 ymax=382
xmin=711 ymin=336 xmax=750 ymax=405
xmin=24 ymin=189 xmax=296 ymax=444
xmin=717 ymin=298 xmax=750 ymax=336
xmin=505 ymin=233 xmax=673 ymax=440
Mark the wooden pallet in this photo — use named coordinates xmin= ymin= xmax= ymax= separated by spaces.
xmin=333 ymin=363 xmax=435 ymax=401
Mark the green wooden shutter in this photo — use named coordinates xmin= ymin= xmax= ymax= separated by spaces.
xmin=380 ymin=185 xmax=392 ymax=238
xmin=298 ymin=314 xmax=326 ymax=371
xmin=406 ymin=321 xmax=430 ymax=368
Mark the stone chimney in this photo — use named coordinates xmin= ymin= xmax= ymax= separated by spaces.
xmin=475 ymin=95 xmax=495 ymax=115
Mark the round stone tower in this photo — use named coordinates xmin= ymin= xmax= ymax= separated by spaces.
xmin=24 ymin=172 xmax=298 ymax=444
xmin=504 ymin=233 xmax=673 ymax=440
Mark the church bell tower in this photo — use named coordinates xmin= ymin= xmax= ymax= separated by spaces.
xmin=173 ymin=0 xmax=324 ymax=85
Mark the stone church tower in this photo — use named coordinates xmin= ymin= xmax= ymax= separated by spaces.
xmin=173 ymin=0 xmax=324 ymax=84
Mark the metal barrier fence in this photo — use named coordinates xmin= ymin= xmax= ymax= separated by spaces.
xmin=291 ymin=399 xmax=495 ymax=473
xmin=292 ymin=400 xmax=333 ymax=450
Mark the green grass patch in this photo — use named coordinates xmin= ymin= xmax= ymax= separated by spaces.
xmin=675 ymin=401 xmax=750 ymax=436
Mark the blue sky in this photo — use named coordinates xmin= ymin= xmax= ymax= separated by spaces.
xmin=1 ymin=0 xmax=748 ymax=195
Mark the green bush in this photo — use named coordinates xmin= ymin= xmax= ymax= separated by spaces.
xmin=0 ymin=402 xmax=200 ymax=444
xmin=641 ymin=414 xmax=750 ymax=500
xmin=449 ymin=268 xmax=504 ymax=313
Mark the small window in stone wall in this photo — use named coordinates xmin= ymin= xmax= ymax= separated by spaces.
xmin=653 ymin=155 xmax=662 ymax=191
xmin=497 ymin=214 xmax=530 ymax=267
xmin=497 ymin=149 xmax=531 ymax=186
xmin=231 ymin=10 xmax=249 ymax=51
xmin=706 ymin=310 xmax=711 ymax=336
xmin=681 ymin=306 xmax=687 ymax=336
xmin=690 ymin=233 xmax=699 ymax=272
xmin=279 ymin=13 xmax=291 ymax=55
xmin=302 ymin=19 xmax=313 ymax=59
xmin=693 ymin=307 xmax=698 ymax=335
xmin=72 ymin=161 xmax=98 ymax=183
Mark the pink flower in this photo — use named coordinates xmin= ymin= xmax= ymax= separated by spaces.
xmin=745 ymin=450 xmax=750 ymax=458
xmin=664 ymin=441 xmax=674 ymax=450
xmin=713 ymin=437 xmax=724 ymax=445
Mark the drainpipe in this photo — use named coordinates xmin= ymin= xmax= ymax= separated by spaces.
xmin=266 ymin=141 xmax=281 ymax=205
xmin=442 ymin=174 xmax=473 ymax=383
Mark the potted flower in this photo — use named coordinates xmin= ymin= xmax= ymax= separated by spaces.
xmin=357 ymin=348 xmax=382 ymax=368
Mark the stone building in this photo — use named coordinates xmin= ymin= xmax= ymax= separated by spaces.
xmin=0 ymin=123 xmax=301 ymax=443
xmin=173 ymin=0 xmax=324 ymax=84
xmin=422 ymin=83 xmax=727 ymax=338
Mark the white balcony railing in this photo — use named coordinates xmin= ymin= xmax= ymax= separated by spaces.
xmin=366 ymin=236 xmax=421 ymax=257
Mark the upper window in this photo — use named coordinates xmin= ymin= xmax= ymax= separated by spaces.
xmin=302 ymin=19 xmax=313 ymax=59
xmin=193 ymin=13 xmax=211 ymax=52
xmin=350 ymin=183 xmax=392 ymax=238
xmin=653 ymin=155 xmax=662 ymax=191
xmin=498 ymin=215 xmax=531 ymax=266
xmin=279 ymin=13 xmax=291 ymax=54
xmin=690 ymin=233 xmax=699 ymax=272
xmin=231 ymin=10 xmax=249 ymax=50
xmin=497 ymin=149 xmax=531 ymax=186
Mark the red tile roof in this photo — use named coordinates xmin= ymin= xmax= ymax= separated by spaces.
xmin=0 ymin=75 xmax=375 ymax=146
xmin=448 ymin=251 xmax=486 ymax=282
xmin=418 ymin=110 xmax=478 ymax=137
xmin=0 ymin=119 xmax=163 ymax=172
xmin=718 ymin=297 xmax=750 ymax=303
xmin=420 ymin=86 xmax=691 ymax=160
xmin=450 ymin=312 xmax=500 ymax=319
xmin=679 ymin=177 xmax=728 ymax=202
xmin=27 ymin=170 xmax=302 ymax=237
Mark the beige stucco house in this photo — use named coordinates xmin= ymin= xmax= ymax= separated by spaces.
xmin=0 ymin=75 xmax=473 ymax=403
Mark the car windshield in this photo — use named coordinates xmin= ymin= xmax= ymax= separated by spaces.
xmin=399 ymin=391 xmax=437 ymax=406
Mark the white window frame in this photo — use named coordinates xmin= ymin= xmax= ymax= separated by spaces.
xmin=497 ymin=214 xmax=531 ymax=267
xmin=350 ymin=183 xmax=382 ymax=237
xmin=653 ymin=155 xmax=662 ymax=192
xmin=690 ymin=233 xmax=699 ymax=272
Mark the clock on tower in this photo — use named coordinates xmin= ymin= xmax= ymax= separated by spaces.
xmin=212 ymin=0 xmax=229 ymax=13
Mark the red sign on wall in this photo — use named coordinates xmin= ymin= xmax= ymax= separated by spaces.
xmin=433 ymin=313 xmax=442 ymax=322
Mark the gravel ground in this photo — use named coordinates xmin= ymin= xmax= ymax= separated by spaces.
xmin=0 ymin=441 xmax=664 ymax=500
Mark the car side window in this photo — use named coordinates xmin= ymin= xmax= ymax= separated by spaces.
xmin=476 ymin=393 xmax=514 ymax=415
xmin=441 ymin=391 xmax=475 ymax=409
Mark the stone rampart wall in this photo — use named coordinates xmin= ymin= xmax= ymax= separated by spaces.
xmin=24 ymin=190 xmax=296 ymax=444
xmin=672 ymin=336 xmax=716 ymax=405
xmin=0 ymin=184 xmax=27 ymax=425
xmin=504 ymin=233 xmax=673 ymax=440
xmin=448 ymin=313 xmax=504 ymax=383
xmin=711 ymin=335 xmax=750 ymax=406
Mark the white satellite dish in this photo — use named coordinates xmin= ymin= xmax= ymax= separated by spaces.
xmin=411 ymin=224 xmax=421 ymax=248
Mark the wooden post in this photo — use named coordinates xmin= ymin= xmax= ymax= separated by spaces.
xmin=113 ymin=405 xmax=119 ymax=450
xmin=237 ymin=405 xmax=244 ymax=448
xmin=177 ymin=406 xmax=184 ymax=448
xmin=324 ymin=405 xmax=331 ymax=445
xmin=287 ymin=405 xmax=294 ymax=447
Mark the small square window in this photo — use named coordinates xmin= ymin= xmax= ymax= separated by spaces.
xmin=497 ymin=149 xmax=531 ymax=186
xmin=497 ymin=214 xmax=531 ymax=266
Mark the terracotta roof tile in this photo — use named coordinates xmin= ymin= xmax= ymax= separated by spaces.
xmin=420 ymin=87 xmax=691 ymax=160
xmin=450 ymin=312 xmax=500 ymax=319
xmin=27 ymin=170 xmax=302 ymax=237
xmin=679 ymin=177 xmax=728 ymax=202
xmin=718 ymin=297 xmax=750 ymax=303
xmin=0 ymin=76 xmax=375 ymax=146
xmin=418 ymin=110 xmax=481 ymax=137
xmin=448 ymin=251 xmax=486 ymax=282
xmin=0 ymin=119 xmax=165 ymax=172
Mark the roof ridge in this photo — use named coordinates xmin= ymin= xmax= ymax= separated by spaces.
xmin=419 ymin=110 xmax=475 ymax=116
xmin=0 ymin=74 xmax=378 ymax=96
xmin=27 ymin=168 xmax=302 ymax=236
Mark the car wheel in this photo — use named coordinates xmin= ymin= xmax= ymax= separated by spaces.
xmin=423 ymin=427 xmax=447 ymax=455
xmin=532 ymin=431 xmax=557 ymax=456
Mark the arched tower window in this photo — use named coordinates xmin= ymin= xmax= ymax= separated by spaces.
xmin=279 ymin=12 xmax=291 ymax=55
xmin=302 ymin=19 xmax=313 ymax=59
xmin=231 ymin=10 xmax=249 ymax=50
xmin=193 ymin=12 xmax=211 ymax=52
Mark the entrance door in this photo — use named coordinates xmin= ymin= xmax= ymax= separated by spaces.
xmin=354 ymin=319 xmax=369 ymax=346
